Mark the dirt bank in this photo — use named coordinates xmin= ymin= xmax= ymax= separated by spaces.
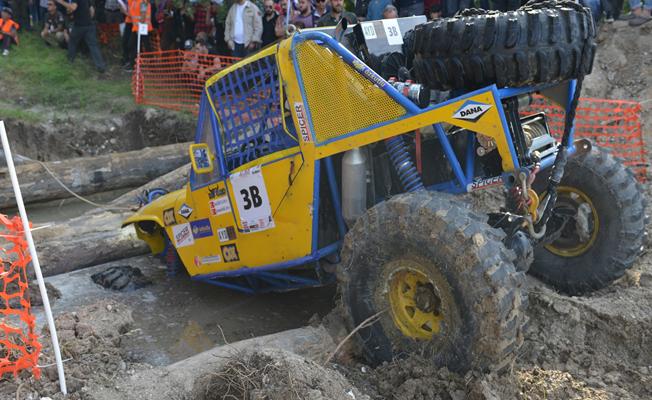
xmin=3 ymin=107 xmax=195 ymax=162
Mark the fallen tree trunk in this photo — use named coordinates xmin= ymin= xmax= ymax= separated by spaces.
xmin=0 ymin=142 xmax=190 ymax=209
xmin=33 ymin=163 xmax=190 ymax=276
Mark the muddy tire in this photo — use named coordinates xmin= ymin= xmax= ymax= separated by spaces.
xmin=411 ymin=1 xmax=596 ymax=90
xmin=531 ymin=147 xmax=645 ymax=295
xmin=337 ymin=191 xmax=527 ymax=371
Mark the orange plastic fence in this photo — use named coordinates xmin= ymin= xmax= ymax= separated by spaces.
xmin=132 ymin=50 xmax=240 ymax=113
xmin=0 ymin=215 xmax=40 ymax=379
xmin=524 ymin=97 xmax=647 ymax=181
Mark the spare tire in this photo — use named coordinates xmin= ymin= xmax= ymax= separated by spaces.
xmin=411 ymin=1 xmax=597 ymax=91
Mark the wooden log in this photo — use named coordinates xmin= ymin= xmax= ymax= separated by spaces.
xmin=0 ymin=142 xmax=191 ymax=209
xmin=32 ymin=163 xmax=191 ymax=276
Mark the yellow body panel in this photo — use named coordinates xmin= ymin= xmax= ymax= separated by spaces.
xmin=168 ymin=151 xmax=315 ymax=276
xmin=124 ymin=32 xmax=520 ymax=277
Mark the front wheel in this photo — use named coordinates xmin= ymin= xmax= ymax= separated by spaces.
xmin=338 ymin=191 xmax=527 ymax=372
xmin=531 ymin=147 xmax=645 ymax=295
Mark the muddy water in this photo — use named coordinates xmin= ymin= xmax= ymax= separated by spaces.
xmin=36 ymin=255 xmax=336 ymax=366
xmin=1 ymin=187 xmax=133 ymax=224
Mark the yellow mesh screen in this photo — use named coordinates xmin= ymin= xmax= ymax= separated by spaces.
xmin=296 ymin=41 xmax=406 ymax=142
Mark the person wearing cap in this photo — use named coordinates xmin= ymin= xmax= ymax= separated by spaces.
xmin=0 ymin=6 xmax=19 ymax=56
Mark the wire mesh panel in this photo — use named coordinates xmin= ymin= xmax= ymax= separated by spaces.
xmin=207 ymin=55 xmax=297 ymax=171
xmin=133 ymin=50 xmax=240 ymax=113
xmin=523 ymin=97 xmax=647 ymax=181
xmin=295 ymin=40 xmax=406 ymax=144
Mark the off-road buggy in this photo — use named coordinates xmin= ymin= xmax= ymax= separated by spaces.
xmin=123 ymin=1 xmax=645 ymax=371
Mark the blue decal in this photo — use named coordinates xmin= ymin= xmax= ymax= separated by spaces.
xmin=190 ymin=219 xmax=213 ymax=239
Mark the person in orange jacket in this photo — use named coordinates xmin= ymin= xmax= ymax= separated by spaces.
xmin=125 ymin=0 xmax=152 ymax=70
xmin=0 ymin=7 xmax=19 ymax=56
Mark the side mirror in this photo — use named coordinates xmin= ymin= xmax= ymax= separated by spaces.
xmin=189 ymin=143 xmax=214 ymax=174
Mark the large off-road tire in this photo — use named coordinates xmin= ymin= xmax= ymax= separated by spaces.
xmin=411 ymin=1 xmax=596 ymax=90
xmin=531 ymin=147 xmax=645 ymax=295
xmin=337 ymin=191 xmax=527 ymax=371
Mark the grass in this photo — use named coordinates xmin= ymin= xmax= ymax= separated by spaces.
xmin=0 ymin=106 xmax=44 ymax=123
xmin=2 ymin=31 xmax=134 ymax=113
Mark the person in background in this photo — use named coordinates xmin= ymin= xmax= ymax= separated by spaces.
xmin=126 ymin=0 xmax=152 ymax=67
xmin=395 ymin=0 xmax=423 ymax=17
xmin=382 ymin=3 xmax=396 ymax=18
xmin=39 ymin=0 xmax=49 ymax=24
xmin=621 ymin=0 xmax=651 ymax=26
xmin=428 ymin=4 xmax=441 ymax=21
xmin=41 ymin=0 xmax=66 ymax=47
xmin=55 ymin=0 xmax=107 ymax=72
xmin=260 ymin=0 xmax=277 ymax=46
xmin=0 ymin=6 xmax=19 ymax=55
xmin=314 ymin=0 xmax=327 ymax=18
xmin=224 ymin=0 xmax=262 ymax=57
xmin=366 ymin=0 xmax=391 ymax=21
xmin=292 ymin=0 xmax=317 ymax=27
xmin=9 ymin=0 xmax=29 ymax=30
xmin=316 ymin=0 xmax=356 ymax=26
xmin=103 ymin=0 xmax=122 ymax=24
xmin=355 ymin=0 xmax=367 ymax=21
xmin=191 ymin=0 xmax=212 ymax=36
xmin=209 ymin=0 xmax=229 ymax=54
xmin=274 ymin=0 xmax=294 ymax=38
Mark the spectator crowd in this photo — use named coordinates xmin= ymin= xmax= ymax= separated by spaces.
xmin=0 ymin=0 xmax=649 ymax=69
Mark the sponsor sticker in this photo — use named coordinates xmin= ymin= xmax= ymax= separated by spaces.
xmin=221 ymin=244 xmax=240 ymax=262
xmin=217 ymin=228 xmax=229 ymax=242
xmin=226 ymin=226 xmax=236 ymax=240
xmin=382 ymin=19 xmax=403 ymax=45
xmin=208 ymin=185 xmax=226 ymax=199
xmin=209 ymin=196 xmax=232 ymax=216
xmin=190 ymin=219 xmax=212 ymax=239
xmin=163 ymin=208 xmax=176 ymax=226
xmin=230 ymin=166 xmax=275 ymax=233
xmin=466 ymin=176 xmax=504 ymax=192
xmin=172 ymin=223 xmax=194 ymax=248
xmin=294 ymin=103 xmax=312 ymax=143
xmin=453 ymin=100 xmax=492 ymax=121
xmin=194 ymin=255 xmax=222 ymax=266
xmin=361 ymin=22 xmax=377 ymax=40
xmin=178 ymin=203 xmax=193 ymax=219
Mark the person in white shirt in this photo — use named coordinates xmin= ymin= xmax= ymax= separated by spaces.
xmin=224 ymin=0 xmax=262 ymax=58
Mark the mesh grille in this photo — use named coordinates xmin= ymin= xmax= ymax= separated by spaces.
xmin=208 ymin=55 xmax=297 ymax=171
xmin=296 ymin=41 xmax=406 ymax=143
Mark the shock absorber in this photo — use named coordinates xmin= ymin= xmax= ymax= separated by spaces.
xmin=385 ymin=135 xmax=424 ymax=192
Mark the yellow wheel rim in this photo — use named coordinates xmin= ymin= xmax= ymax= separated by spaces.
xmin=388 ymin=268 xmax=444 ymax=340
xmin=544 ymin=186 xmax=600 ymax=257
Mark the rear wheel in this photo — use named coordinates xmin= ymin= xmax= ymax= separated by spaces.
xmin=338 ymin=191 xmax=527 ymax=371
xmin=531 ymin=147 xmax=645 ymax=294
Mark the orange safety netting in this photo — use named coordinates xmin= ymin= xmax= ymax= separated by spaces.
xmin=0 ymin=215 xmax=40 ymax=379
xmin=524 ymin=97 xmax=647 ymax=181
xmin=132 ymin=50 xmax=240 ymax=113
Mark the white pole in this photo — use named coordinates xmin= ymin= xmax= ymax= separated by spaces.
xmin=0 ymin=121 xmax=67 ymax=395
